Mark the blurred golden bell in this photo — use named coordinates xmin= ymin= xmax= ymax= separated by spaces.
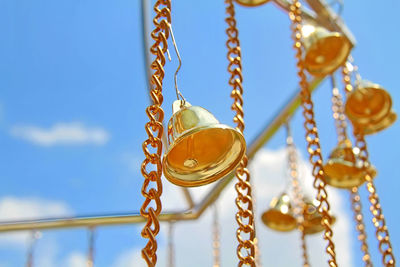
xmin=163 ymin=100 xmax=246 ymax=187
xmin=261 ymin=193 xmax=297 ymax=232
xmin=345 ymin=81 xmax=396 ymax=135
xmin=324 ymin=139 xmax=377 ymax=189
xmin=302 ymin=24 xmax=351 ymax=76
xmin=303 ymin=201 xmax=336 ymax=235
xmin=235 ymin=0 xmax=270 ymax=6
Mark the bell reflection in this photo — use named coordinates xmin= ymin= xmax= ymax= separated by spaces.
xmin=163 ymin=101 xmax=246 ymax=187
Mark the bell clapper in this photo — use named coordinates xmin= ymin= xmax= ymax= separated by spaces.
xmin=184 ymin=135 xmax=198 ymax=168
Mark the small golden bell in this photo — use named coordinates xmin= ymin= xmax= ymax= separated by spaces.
xmin=163 ymin=100 xmax=246 ymax=187
xmin=324 ymin=139 xmax=377 ymax=189
xmin=302 ymin=24 xmax=352 ymax=76
xmin=345 ymin=81 xmax=397 ymax=135
xmin=235 ymin=0 xmax=270 ymax=6
xmin=261 ymin=193 xmax=297 ymax=232
xmin=302 ymin=201 xmax=336 ymax=235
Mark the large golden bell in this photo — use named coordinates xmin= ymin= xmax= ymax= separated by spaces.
xmin=235 ymin=0 xmax=270 ymax=6
xmin=302 ymin=24 xmax=352 ymax=76
xmin=303 ymin=201 xmax=336 ymax=235
xmin=261 ymin=193 xmax=297 ymax=232
xmin=324 ymin=139 xmax=377 ymax=189
xmin=163 ymin=101 xmax=246 ymax=187
xmin=345 ymin=81 xmax=397 ymax=135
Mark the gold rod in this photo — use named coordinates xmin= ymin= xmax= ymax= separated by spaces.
xmin=0 ymin=77 xmax=324 ymax=233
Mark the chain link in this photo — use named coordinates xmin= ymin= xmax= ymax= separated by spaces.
xmin=350 ymin=187 xmax=373 ymax=267
xmin=140 ymin=1 xmax=171 ymax=266
xmin=212 ymin=206 xmax=221 ymax=267
xmin=288 ymin=1 xmax=338 ymax=266
xmin=331 ymin=77 xmax=348 ymax=142
xmin=353 ymin=130 xmax=396 ymax=267
xmin=225 ymin=0 xmax=256 ymax=265
xmin=286 ymin=124 xmax=310 ymax=267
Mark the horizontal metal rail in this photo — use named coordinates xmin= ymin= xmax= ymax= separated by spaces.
xmin=0 ymin=77 xmax=323 ymax=233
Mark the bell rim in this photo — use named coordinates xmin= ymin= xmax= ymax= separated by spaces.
xmin=324 ymin=161 xmax=366 ymax=189
xmin=345 ymin=86 xmax=393 ymax=125
xmin=362 ymin=110 xmax=397 ymax=135
xmin=303 ymin=215 xmax=336 ymax=235
xmin=162 ymin=124 xmax=246 ymax=187
xmin=304 ymin=33 xmax=352 ymax=76
xmin=235 ymin=0 xmax=270 ymax=6
xmin=261 ymin=209 xmax=297 ymax=232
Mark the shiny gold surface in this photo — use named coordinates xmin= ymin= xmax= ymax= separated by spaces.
xmin=302 ymin=25 xmax=351 ymax=76
xmin=163 ymin=101 xmax=246 ymax=187
xmin=261 ymin=193 xmax=297 ymax=232
xmin=345 ymin=81 xmax=397 ymax=135
xmin=324 ymin=139 xmax=377 ymax=189
xmin=235 ymin=0 xmax=270 ymax=6
xmin=302 ymin=202 xmax=336 ymax=235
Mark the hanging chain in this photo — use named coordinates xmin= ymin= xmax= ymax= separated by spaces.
xmin=331 ymin=76 xmax=348 ymax=142
xmin=288 ymin=2 xmax=338 ymax=266
xmin=140 ymin=1 xmax=171 ymax=266
xmin=332 ymin=72 xmax=374 ymax=266
xmin=167 ymin=223 xmax=175 ymax=267
xmin=26 ymin=231 xmax=41 ymax=267
xmin=212 ymin=205 xmax=221 ymax=267
xmin=350 ymin=187 xmax=373 ymax=267
xmin=342 ymin=62 xmax=396 ymax=267
xmin=286 ymin=123 xmax=310 ymax=267
xmin=353 ymin=130 xmax=396 ymax=267
xmin=225 ymin=0 xmax=256 ymax=265
xmin=87 ymin=227 xmax=96 ymax=267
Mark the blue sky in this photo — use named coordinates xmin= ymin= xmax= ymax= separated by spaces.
xmin=0 ymin=0 xmax=399 ymax=266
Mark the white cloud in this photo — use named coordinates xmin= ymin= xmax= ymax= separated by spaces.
xmin=63 ymin=252 xmax=87 ymax=267
xmin=10 ymin=122 xmax=110 ymax=146
xmin=0 ymin=196 xmax=73 ymax=246
xmin=114 ymin=147 xmax=353 ymax=267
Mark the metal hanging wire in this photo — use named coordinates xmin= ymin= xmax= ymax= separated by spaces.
xmin=212 ymin=205 xmax=220 ymax=267
xmin=166 ymin=23 xmax=187 ymax=105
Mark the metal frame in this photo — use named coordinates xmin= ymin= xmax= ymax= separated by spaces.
xmin=0 ymin=0 xmax=354 ymax=233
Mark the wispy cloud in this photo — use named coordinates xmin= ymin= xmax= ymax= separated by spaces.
xmin=114 ymin=148 xmax=353 ymax=267
xmin=10 ymin=122 xmax=110 ymax=146
xmin=0 ymin=196 xmax=73 ymax=246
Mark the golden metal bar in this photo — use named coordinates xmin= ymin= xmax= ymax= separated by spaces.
xmin=0 ymin=76 xmax=324 ymax=233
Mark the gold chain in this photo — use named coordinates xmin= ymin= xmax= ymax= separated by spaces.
xmin=350 ymin=187 xmax=373 ymax=267
xmin=331 ymin=80 xmax=348 ymax=142
xmin=286 ymin=125 xmax=310 ymax=267
xmin=333 ymin=73 xmax=373 ymax=267
xmin=288 ymin=2 xmax=338 ymax=266
xmin=140 ymin=1 xmax=171 ymax=266
xmin=225 ymin=0 xmax=256 ymax=265
xmin=87 ymin=227 xmax=95 ymax=267
xmin=342 ymin=63 xmax=396 ymax=266
xmin=167 ymin=223 xmax=175 ymax=267
xmin=213 ymin=206 xmax=221 ymax=267
xmin=353 ymin=130 xmax=396 ymax=267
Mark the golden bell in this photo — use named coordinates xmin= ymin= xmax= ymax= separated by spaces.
xmin=345 ymin=81 xmax=397 ymax=135
xmin=302 ymin=24 xmax=352 ymax=76
xmin=324 ymin=139 xmax=377 ymax=189
xmin=235 ymin=0 xmax=270 ymax=6
xmin=163 ymin=100 xmax=246 ymax=187
xmin=303 ymin=201 xmax=336 ymax=235
xmin=261 ymin=193 xmax=297 ymax=232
